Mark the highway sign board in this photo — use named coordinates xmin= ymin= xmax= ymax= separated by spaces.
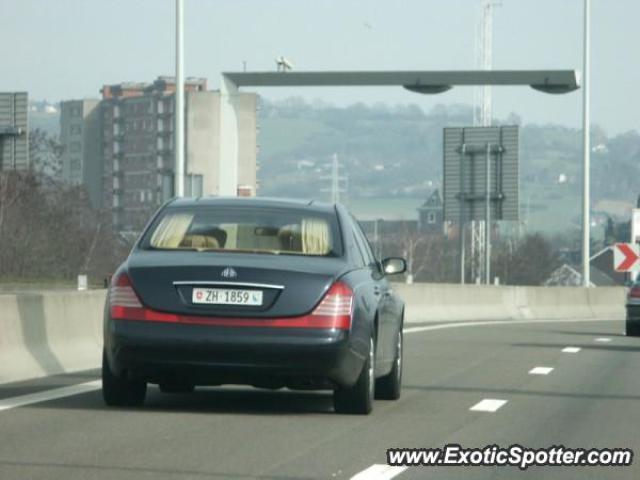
xmin=443 ymin=126 xmax=519 ymax=222
xmin=613 ymin=243 xmax=640 ymax=272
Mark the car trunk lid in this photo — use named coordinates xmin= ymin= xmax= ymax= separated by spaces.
xmin=126 ymin=251 xmax=349 ymax=318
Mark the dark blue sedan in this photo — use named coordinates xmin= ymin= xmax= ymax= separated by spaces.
xmin=102 ymin=197 xmax=406 ymax=414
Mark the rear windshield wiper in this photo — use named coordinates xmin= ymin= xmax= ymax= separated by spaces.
xmin=194 ymin=248 xmax=281 ymax=255
xmin=145 ymin=246 xmax=199 ymax=252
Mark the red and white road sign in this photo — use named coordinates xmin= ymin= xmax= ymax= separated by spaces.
xmin=613 ymin=243 xmax=640 ymax=272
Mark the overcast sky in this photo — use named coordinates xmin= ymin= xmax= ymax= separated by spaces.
xmin=1 ymin=0 xmax=637 ymax=135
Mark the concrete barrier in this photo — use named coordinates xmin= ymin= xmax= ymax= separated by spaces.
xmin=587 ymin=286 xmax=626 ymax=320
xmin=0 ymin=284 xmax=626 ymax=385
xmin=0 ymin=290 xmax=106 ymax=384
xmin=396 ymin=284 xmax=514 ymax=322
xmin=394 ymin=283 xmax=625 ymax=324
xmin=524 ymin=287 xmax=594 ymax=320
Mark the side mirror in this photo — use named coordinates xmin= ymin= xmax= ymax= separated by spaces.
xmin=381 ymin=257 xmax=407 ymax=275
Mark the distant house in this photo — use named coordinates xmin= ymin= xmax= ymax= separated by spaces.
xmin=417 ymin=189 xmax=444 ymax=234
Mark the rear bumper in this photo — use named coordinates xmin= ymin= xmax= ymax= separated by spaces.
xmin=104 ymin=319 xmax=365 ymax=389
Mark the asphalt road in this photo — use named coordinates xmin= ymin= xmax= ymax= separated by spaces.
xmin=0 ymin=318 xmax=638 ymax=480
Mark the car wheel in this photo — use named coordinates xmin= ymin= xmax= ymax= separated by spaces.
xmin=375 ymin=328 xmax=402 ymax=400
xmin=626 ymin=319 xmax=640 ymax=337
xmin=333 ymin=337 xmax=374 ymax=415
xmin=159 ymin=382 xmax=195 ymax=394
xmin=102 ymin=350 xmax=147 ymax=407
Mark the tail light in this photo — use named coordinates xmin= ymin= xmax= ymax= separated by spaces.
xmin=110 ymin=272 xmax=144 ymax=319
xmin=629 ymin=286 xmax=640 ymax=300
xmin=310 ymin=281 xmax=353 ymax=329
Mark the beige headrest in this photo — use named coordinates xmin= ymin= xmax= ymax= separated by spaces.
xmin=182 ymin=235 xmax=220 ymax=249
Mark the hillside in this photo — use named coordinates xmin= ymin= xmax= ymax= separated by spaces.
xmin=257 ymin=98 xmax=640 ymax=235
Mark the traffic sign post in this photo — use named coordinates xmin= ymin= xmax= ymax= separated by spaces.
xmin=613 ymin=243 xmax=640 ymax=273
xmin=630 ymin=209 xmax=640 ymax=282
xmin=631 ymin=209 xmax=640 ymax=244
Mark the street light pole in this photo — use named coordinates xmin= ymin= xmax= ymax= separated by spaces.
xmin=459 ymin=143 xmax=467 ymax=285
xmin=581 ymin=0 xmax=591 ymax=286
xmin=175 ymin=0 xmax=185 ymax=197
xmin=485 ymin=142 xmax=491 ymax=285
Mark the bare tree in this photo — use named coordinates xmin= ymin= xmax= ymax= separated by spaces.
xmin=29 ymin=128 xmax=63 ymax=177
xmin=378 ymin=222 xmax=458 ymax=283
xmin=0 ymin=169 xmax=127 ymax=284
xmin=493 ymin=233 xmax=560 ymax=285
xmin=0 ymin=171 xmax=24 ymax=237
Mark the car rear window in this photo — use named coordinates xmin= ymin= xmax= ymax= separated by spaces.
xmin=142 ymin=206 xmax=342 ymax=256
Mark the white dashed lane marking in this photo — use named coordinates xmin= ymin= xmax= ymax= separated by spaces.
xmin=469 ymin=398 xmax=508 ymax=412
xmin=562 ymin=347 xmax=581 ymax=353
xmin=594 ymin=337 xmax=612 ymax=342
xmin=350 ymin=464 xmax=408 ymax=480
xmin=529 ymin=367 xmax=554 ymax=375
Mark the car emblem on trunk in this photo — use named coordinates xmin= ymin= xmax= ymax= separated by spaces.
xmin=221 ymin=267 xmax=237 ymax=278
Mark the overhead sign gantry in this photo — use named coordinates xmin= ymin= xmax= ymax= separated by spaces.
xmin=218 ymin=69 xmax=579 ymax=197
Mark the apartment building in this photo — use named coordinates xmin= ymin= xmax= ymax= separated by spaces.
xmin=0 ymin=92 xmax=29 ymax=171
xmin=59 ymin=76 xmax=258 ymax=232
xmin=59 ymin=99 xmax=101 ymax=207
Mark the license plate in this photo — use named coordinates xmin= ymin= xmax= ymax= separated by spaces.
xmin=192 ymin=287 xmax=263 ymax=306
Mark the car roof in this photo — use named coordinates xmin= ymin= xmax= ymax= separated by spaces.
xmin=167 ymin=196 xmax=338 ymax=214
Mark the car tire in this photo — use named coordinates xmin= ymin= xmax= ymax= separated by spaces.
xmin=102 ymin=350 xmax=147 ymax=407
xmin=626 ymin=319 xmax=640 ymax=337
xmin=159 ymin=382 xmax=195 ymax=394
xmin=375 ymin=328 xmax=402 ymax=400
xmin=333 ymin=337 xmax=374 ymax=415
